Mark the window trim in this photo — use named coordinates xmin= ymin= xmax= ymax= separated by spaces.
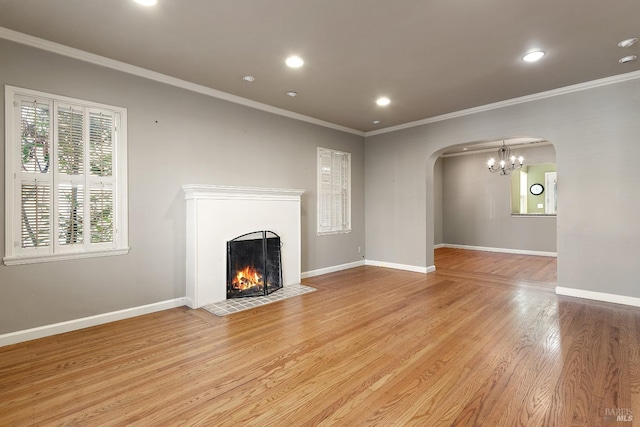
xmin=317 ymin=146 xmax=351 ymax=235
xmin=4 ymin=85 xmax=129 ymax=265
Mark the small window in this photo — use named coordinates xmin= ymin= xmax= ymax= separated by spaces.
xmin=4 ymin=86 xmax=128 ymax=265
xmin=317 ymin=147 xmax=351 ymax=235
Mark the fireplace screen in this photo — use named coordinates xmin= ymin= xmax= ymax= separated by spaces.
xmin=227 ymin=231 xmax=283 ymax=298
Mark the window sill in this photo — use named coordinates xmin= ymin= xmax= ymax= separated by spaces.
xmin=317 ymin=230 xmax=352 ymax=236
xmin=3 ymin=248 xmax=130 ymax=266
xmin=511 ymin=214 xmax=557 ymax=218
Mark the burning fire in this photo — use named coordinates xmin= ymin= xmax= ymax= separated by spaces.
xmin=231 ymin=266 xmax=265 ymax=291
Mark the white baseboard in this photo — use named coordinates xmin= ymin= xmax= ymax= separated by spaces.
xmin=439 ymin=243 xmax=557 ymax=257
xmin=365 ymin=259 xmax=435 ymax=274
xmin=302 ymin=259 xmax=435 ymax=278
xmin=301 ymin=260 xmax=366 ymax=279
xmin=555 ymin=287 xmax=640 ymax=308
xmin=0 ymin=298 xmax=187 ymax=348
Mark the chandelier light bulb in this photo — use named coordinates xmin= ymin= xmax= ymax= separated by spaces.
xmin=487 ymin=141 xmax=524 ymax=176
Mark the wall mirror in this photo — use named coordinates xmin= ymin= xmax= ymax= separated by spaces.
xmin=530 ymin=183 xmax=544 ymax=196
xmin=511 ymin=163 xmax=557 ymax=215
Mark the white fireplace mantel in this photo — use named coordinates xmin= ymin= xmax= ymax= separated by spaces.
xmin=183 ymin=185 xmax=305 ymax=308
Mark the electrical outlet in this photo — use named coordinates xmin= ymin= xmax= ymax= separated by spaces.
xmin=537 ymin=203 xmax=544 ymax=209
xmin=357 ymin=246 xmax=362 ymax=254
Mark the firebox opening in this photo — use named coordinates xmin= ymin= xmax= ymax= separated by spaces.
xmin=227 ymin=230 xmax=283 ymax=298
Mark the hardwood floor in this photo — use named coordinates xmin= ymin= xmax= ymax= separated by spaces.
xmin=1 ymin=249 xmax=638 ymax=426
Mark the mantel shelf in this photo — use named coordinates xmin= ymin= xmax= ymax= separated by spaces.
xmin=182 ymin=185 xmax=304 ymax=201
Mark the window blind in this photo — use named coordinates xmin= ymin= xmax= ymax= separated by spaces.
xmin=21 ymin=182 xmax=51 ymax=248
xmin=57 ymin=183 xmax=84 ymax=246
xmin=89 ymin=111 xmax=113 ymax=177
xmin=5 ymin=86 xmax=127 ymax=264
xmin=317 ymin=147 xmax=351 ymax=234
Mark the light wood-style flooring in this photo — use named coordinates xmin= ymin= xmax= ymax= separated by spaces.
xmin=1 ymin=248 xmax=639 ymax=426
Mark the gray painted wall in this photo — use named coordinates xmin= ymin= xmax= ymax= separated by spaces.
xmin=365 ymin=77 xmax=640 ymax=298
xmin=441 ymin=144 xmax=556 ymax=252
xmin=0 ymin=39 xmax=365 ymax=334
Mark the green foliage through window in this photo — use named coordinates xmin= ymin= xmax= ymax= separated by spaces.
xmin=21 ymin=101 xmax=51 ymax=174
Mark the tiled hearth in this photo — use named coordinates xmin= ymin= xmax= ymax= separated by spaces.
xmin=202 ymin=283 xmax=316 ymax=316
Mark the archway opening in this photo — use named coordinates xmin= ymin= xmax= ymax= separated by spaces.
xmin=430 ymin=136 xmax=558 ymax=286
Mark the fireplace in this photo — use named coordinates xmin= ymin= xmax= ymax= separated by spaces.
xmin=183 ymin=185 xmax=304 ymax=307
xmin=227 ymin=231 xmax=283 ymax=298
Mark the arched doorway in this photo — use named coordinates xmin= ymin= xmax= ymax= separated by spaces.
xmin=430 ymin=137 xmax=558 ymax=286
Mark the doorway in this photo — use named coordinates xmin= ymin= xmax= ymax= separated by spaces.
xmin=432 ymin=137 xmax=558 ymax=284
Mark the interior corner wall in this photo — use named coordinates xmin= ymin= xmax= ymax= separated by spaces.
xmin=365 ymin=77 xmax=640 ymax=299
xmin=0 ymin=39 xmax=365 ymax=334
xmin=441 ymin=144 xmax=557 ymax=252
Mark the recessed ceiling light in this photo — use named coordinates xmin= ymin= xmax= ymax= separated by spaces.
xmin=619 ymin=55 xmax=638 ymax=64
xmin=376 ymin=97 xmax=391 ymax=106
xmin=522 ymin=50 xmax=546 ymax=62
xmin=242 ymin=75 xmax=255 ymax=82
xmin=286 ymin=91 xmax=298 ymax=97
xmin=134 ymin=0 xmax=157 ymax=6
xmin=372 ymin=120 xmax=381 ymax=125
xmin=285 ymin=56 xmax=304 ymax=68
xmin=618 ymin=37 xmax=638 ymax=48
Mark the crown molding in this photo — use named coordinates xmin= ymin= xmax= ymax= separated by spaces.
xmin=0 ymin=26 xmax=365 ymax=137
xmin=365 ymin=70 xmax=640 ymax=137
xmin=3 ymin=26 xmax=639 ymax=140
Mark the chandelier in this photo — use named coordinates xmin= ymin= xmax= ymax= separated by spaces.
xmin=487 ymin=142 xmax=524 ymax=175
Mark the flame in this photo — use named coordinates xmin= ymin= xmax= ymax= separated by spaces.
xmin=231 ymin=266 xmax=264 ymax=291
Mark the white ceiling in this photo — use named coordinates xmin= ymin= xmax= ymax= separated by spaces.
xmin=1 ymin=0 xmax=638 ymax=133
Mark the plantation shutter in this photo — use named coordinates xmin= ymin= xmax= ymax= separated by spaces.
xmin=340 ymin=152 xmax=349 ymax=229
xmin=331 ymin=152 xmax=343 ymax=229
xmin=57 ymin=106 xmax=84 ymax=175
xmin=319 ymin=149 xmax=333 ymax=232
xmin=5 ymin=86 xmax=127 ymax=265
xmin=10 ymin=93 xmax=119 ymax=257
xmin=56 ymin=105 xmax=85 ymax=247
xmin=89 ymin=111 xmax=113 ymax=177
xmin=88 ymin=110 xmax=116 ymax=245
xmin=57 ymin=183 xmax=84 ymax=245
xmin=90 ymin=186 xmax=114 ymax=243
xmin=19 ymin=98 xmax=53 ymax=249
xmin=317 ymin=147 xmax=351 ymax=234
xmin=21 ymin=182 xmax=51 ymax=248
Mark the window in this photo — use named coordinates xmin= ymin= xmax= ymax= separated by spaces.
xmin=4 ymin=86 xmax=128 ymax=265
xmin=317 ymin=147 xmax=351 ymax=234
